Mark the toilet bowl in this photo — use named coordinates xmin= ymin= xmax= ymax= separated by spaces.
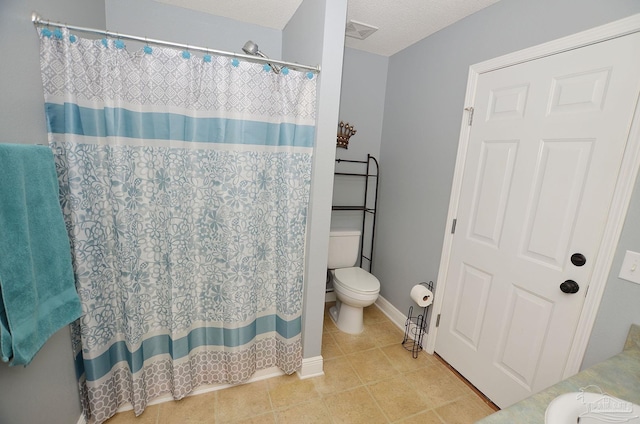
xmin=327 ymin=230 xmax=380 ymax=334
xmin=329 ymin=267 xmax=380 ymax=334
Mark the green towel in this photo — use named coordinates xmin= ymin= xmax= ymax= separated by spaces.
xmin=0 ymin=143 xmax=82 ymax=366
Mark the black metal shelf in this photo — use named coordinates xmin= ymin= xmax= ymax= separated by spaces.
xmin=334 ymin=172 xmax=378 ymax=178
xmin=332 ymin=154 xmax=379 ymax=272
xmin=331 ymin=205 xmax=375 ymax=213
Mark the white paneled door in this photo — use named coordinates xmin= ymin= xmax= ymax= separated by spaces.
xmin=435 ymin=31 xmax=640 ymax=407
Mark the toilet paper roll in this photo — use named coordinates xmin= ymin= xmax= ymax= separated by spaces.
xmin=410 ymin=284 xmax=433 ymax=307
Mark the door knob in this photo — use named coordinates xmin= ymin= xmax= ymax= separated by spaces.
xmin=571 ymin=253 xmax=586 ymax=267
xmin=560 ymin=280 xmax=580 ymax=294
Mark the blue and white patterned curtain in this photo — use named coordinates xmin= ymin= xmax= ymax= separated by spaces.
xmin=39 ymin=28 xmax=316 ymax=424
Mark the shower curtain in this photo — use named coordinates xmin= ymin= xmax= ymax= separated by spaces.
xmin=39 ymin=28 xmax=316 ymax=423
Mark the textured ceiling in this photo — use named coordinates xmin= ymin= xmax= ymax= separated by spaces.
xmin=153 ymin=0 xmax=501 ymax=57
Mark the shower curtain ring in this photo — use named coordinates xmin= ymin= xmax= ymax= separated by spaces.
xmin=203 ymin=48 xmax=212 ymax=63
xmin=182 ymin=45 xmax=191 ymax=59
xmin=113 ymin=32 xmax=126 ymax=49
xmin=143 ymin=37 xmax=153 ymax=54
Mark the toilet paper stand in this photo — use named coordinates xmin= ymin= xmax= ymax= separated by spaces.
xmin=402 ymin=281 xmax=434 ymax=359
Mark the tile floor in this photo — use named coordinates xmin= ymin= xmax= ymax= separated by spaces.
xmin=105 ymin=302 xmax=498 ymax=424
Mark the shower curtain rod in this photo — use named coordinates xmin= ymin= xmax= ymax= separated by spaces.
xmin=31 ymin=12 xmax=321 ymax=74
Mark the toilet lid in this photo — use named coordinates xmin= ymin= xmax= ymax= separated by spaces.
xmin=333 ymin=267 xmax=380 ymax=293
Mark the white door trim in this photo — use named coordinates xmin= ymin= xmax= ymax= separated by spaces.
xmin=426 ymin=13 xmax=640 ymax=379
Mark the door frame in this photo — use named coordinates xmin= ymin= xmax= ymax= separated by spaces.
xmin=426 ymin=13 xmax=640 ymax=379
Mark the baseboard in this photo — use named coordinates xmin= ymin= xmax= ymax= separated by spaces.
xmin=186 ymin=366 xmax=285 ymax=398
xmin=374 ymin=295 xmax=408 ymax=333
xmin=297 ymin=355 xmax=324 ymax=379
xmin=325 ymin=291 xmax=336 ymax=302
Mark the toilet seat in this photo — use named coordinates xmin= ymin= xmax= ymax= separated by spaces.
xmin=333 ymin=267 xmax=380 ymax=293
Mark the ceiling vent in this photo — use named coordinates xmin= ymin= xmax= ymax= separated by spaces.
xmin=345 ymin=20 xmax=378 ymax=40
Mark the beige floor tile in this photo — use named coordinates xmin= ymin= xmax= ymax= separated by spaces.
xmin=398 ymin=410 xmax=443 ymax=424
xmin=323 ymin=386 xmax=387 ymax=424
xmin=331 ymin=330 xmax=378 ymax=354
xmin=404 ymin=362 xmax=470 ymax=407
xmin=365 ymin=320 xmax=404 ymax=347
xmin=362 ymin=304 xmax=388 ymax=324
xmin=321 ymin=331 xmax=344 ymax=359
xmin=157 ymin=392 xmax=216 ymax=423
xmin=101 ymin=302 xmax=495 ymax=424
xmin=275 ymin=398 xmax=332 ymax=424
xmin=214 ymin=381 xmax=272 ymax=423
xmin=267 ymin=373 xmax=321 ymax=409
xmin=103 ymin=405 xmax=160 ymax=424
xmin=346 ymin=348 xmax=398 ymax=384
xmin=323 ymin=318 xmax=339 ymax=333
xmin=324 ymin=303 xmax=340 ymax=333
xmin=312 ymin=357 xmax=362 ymax=395
xmin=379 ymin=343 xmax=433 ymax=373
xmin=434 ymin=394 xmax=496 ymax=423
xmin=367 ymin=375 xmax=432 ymax=421
xmin=233 ymin=412 xmax=276 ymax=424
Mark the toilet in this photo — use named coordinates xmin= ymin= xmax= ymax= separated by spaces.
xmin=327 ymin=230 xmax=380 ymax=334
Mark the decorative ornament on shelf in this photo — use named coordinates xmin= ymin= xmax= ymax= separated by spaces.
xmin=337 ymin=121 xmax=357 ymax=149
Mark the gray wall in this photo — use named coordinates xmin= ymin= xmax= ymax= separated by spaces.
xmin=373 ymin=0 xmax=640 ymax=369
xmin=335 ymin=48 xmax=388 ymax=164
xmin=105 ymin=0 xmax=282 ymax=58
xmin=284 ymin=0 xmax=347 ymax=360
xmin=332 ymin=48 xmax=388 ymax=269
xmin=0 ymin=2 xmax=105 ymax=423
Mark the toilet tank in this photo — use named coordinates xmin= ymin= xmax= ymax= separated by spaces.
xmin=327 ymin=230 xmax=361 ymax=269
